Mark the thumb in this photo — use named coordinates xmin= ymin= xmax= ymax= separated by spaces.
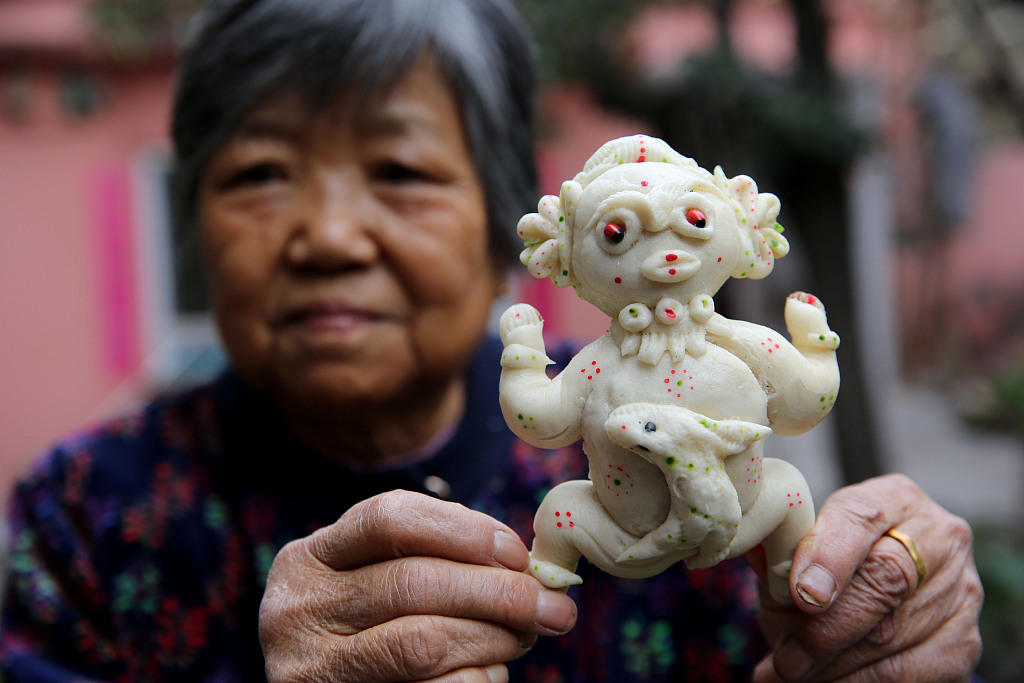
xmin=789 ymin=474 xmax=922 ymax=613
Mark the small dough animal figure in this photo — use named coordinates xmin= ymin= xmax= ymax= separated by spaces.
xmin=499 ymin=135 xmax=840 ymax=603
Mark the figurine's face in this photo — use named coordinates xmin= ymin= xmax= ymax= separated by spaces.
xmin=571 ymin=163 xmax=743 ymax=315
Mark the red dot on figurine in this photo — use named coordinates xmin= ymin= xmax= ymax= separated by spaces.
xmin=665 ymin=254 xmax=678 ymax=262
xmin=614 ymin=277 xmax=622 ymax=284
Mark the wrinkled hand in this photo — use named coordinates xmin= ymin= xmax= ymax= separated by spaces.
xmin=259 ymin=490 xmax=577 ymax=683
xmin=750 ymin=474 xmax=982 ymax=683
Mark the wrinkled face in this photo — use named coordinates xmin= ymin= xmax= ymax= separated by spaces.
xmin=199 ymin=56 xmax=497 ymax=415
xmin=571 ymin=163 xmax=742 ymax=316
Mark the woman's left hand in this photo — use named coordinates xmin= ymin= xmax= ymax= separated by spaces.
xmin=750 ymin=473 xmax=983 ymax=683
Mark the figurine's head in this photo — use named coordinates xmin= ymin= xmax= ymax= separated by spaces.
xmin=518 ymin=135 xmax=789 ymax=317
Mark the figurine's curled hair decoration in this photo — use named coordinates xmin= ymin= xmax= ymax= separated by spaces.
xmin=517 ymin=181 xmax=581 ymax=288
xmin=574 ymin=135 xmax=698 ymax=187
xmin=713 ymin=166 xmax=789 ymax=280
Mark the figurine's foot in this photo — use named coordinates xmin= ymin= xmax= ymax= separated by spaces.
xmin=617 ymin=532 xmax=673 ymax=564
xmin=528 ymin=556 xmax=583 ymax=589
xmin=768 ymin=560 xmax=793 ymax=604
xmin=684 ymin=542 xmax=732 ymax=570
xmin=785 ymin=292 xmax=840 ymax=351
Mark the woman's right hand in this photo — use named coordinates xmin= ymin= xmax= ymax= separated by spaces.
xmin=258 ymin=490 xmax=577 ymax=683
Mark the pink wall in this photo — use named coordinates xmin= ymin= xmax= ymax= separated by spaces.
xmin=0 ymin=63 xmax=174 ymax=505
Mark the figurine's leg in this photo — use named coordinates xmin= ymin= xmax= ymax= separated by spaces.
xmin=726 ymin=458 xmax=815 ymax=603
xmin=529 ymin=481 xmax=590 ymax=588
xmin=528 ymin=480 xmax=682 ymax=588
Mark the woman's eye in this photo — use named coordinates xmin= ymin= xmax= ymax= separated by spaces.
xmin=224 ymin=162 xmax=288 ymax=189
xmin=603 ymin=222 xmax=626 ymax=244
xmin=685 ymin=208 xmax=707 ymax=228
xmin=374 ymin=162 xmax=428 ymax=184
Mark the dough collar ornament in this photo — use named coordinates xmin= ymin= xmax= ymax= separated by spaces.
xmin=499 ymin=135 xmax=841 ymax=604
xmin=616 ymin=295 xmax=714 ymax=364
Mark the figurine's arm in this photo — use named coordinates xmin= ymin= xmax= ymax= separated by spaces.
xmin=706 ymin=292 xmax=840 ymax=436
xmin=498 ymin=304 xmax=587 ymax=448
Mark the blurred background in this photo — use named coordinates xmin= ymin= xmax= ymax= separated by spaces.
xmin=1 ymin=0 xmax=1022 ymax=678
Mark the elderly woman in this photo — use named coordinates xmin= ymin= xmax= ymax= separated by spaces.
xmin=1 ymin=0 xmax=982 ymax=682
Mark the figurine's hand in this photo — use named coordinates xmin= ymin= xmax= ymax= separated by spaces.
xmin=259 ymin=490 xmax=577 ymax=683
xmin=499 ymin=303 xmax=546 ymax=352
xmin=749 ymin=474 xmax=982 ymax=683
xmin=784 ymin=292 xmax=839 ymax=351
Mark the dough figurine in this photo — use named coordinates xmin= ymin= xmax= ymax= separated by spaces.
xmin=498 ymin=135 xmax=840 ymax=603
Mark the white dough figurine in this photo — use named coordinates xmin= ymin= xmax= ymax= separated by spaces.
xmin=498 ymin=135 xmax=840 ymax=603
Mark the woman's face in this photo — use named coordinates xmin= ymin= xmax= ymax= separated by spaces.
xmin=199 ymin=57 xmax=498 ymax=416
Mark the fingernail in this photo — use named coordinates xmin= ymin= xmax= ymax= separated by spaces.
xmin=493 ymin=529 xmax=528 ymax=570
xmin=536 ymin=590 xmax=576 ymax=634
xmin=795 ymin=563 xmax=837 ymax=608
xmin=518 ymin=633 xmax=538 ymax=650
xmin=484 ymin=663 xmax=509 ymax=683
xmin=774 ymin=640 xmax=814 ymax=681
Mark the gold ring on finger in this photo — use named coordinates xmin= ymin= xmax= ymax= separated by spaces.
xmin=884 ymin=527 xmax=927 ymax=589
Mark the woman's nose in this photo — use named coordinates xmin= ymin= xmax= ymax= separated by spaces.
xmin=285 ymin=171 xmax=379 ymax=270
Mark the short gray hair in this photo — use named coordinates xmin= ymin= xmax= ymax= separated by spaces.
xmin=171 ymin=0 xmax=537 ymax=263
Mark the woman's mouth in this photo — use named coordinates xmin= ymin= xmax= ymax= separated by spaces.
xmin=274 ymin=301 xmax=384 ymax=332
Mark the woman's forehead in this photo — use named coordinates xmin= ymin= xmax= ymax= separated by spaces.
xmin=231 ymin=55 xmax=458 ymax=141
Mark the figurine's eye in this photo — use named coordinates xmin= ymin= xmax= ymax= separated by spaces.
xmin=686 ymin=208 xmax=707 ymax=228
xmin=604 ymin=222 xmax=626 ymax=244
xmin=671 ymin=199 xmax=714 ymax=240
xmin=595 ymin=208 xmax=643 ymax=254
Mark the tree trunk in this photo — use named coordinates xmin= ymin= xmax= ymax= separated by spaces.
xmin=784 ymin=0 xmax=885 ymax=483
xmin=776 ymin=165 xmax=886 ymax=484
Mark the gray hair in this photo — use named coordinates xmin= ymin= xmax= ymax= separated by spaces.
xmin=171 ymin=0 xmax=537 ymax=263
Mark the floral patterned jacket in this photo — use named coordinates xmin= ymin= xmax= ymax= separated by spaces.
xmin=1 ymin=338 xmax=764 ymax=682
